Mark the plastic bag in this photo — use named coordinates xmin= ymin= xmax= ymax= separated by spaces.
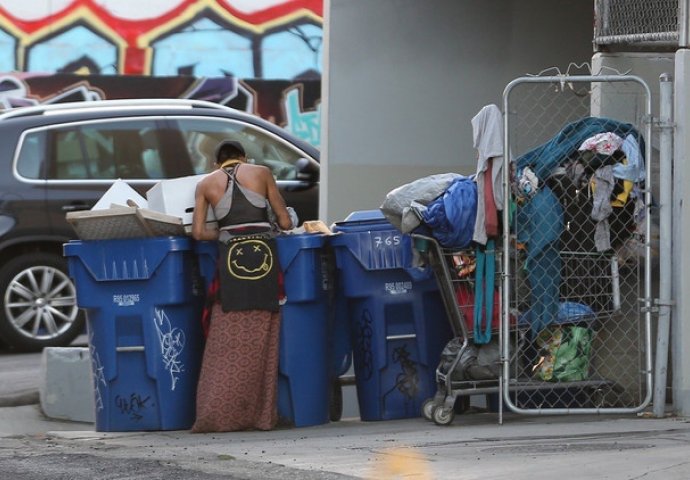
xmin=380 ymin=173 xmax=463 ymax=233
xmin=534 ymin=325 xmax=592 ymax=382
xmin=439 ymin=337 xmax=502 ymax=381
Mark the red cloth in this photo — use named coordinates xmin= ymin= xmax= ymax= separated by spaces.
xmin=484 ymin=161 xmax=499 ymax=238
xmin=192 ymin=306 xmax=281 ymax=432
xmin=455 ymin=283 xmax=501 ymax=335
xmin=201 ymin=273 xmax=219 ymax=339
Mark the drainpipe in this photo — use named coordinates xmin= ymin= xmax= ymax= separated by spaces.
xmin=653 ymin=73 xmax=674 ymax=418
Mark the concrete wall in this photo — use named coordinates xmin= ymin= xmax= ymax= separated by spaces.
xmin=322 ymin=0 xmax=594 ymax=224
xmin=673 ymin=50 xmax=690 ymax=416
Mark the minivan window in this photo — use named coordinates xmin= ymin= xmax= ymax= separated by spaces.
xmin=170 ymin=117 xmax=305 ymax=180
xmin=49 ymin=119 xmax=171 ymax=180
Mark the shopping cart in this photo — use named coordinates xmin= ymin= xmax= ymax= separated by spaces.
xmin=412 ymin=233 xmax=621 ymax=426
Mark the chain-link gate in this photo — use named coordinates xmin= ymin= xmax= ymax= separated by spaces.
xmin=502 ymin=74 xmax=653 ymax=415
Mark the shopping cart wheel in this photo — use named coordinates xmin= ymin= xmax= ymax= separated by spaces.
xmin=421 ymin=398 xmax=438 ymax=421
xmin=432 ymin=406 xmax=455 ymax=426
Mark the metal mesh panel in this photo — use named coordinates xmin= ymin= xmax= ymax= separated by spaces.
xmin=594 ymin=0 xmax=679 ymax=45
xmin=504 ymin=75 xmax=652 ymax=414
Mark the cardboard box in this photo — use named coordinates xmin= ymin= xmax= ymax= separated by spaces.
xmin=146 ymin=174 xmax=216 ymax=227
xmin=93 ymin=179 xmax=148 ymax=210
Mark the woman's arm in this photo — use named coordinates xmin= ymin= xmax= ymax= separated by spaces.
xmin=192 ymin=182 xmax=219 ymax=241
xmin=264 ymin=168 xmax=293 ymax=230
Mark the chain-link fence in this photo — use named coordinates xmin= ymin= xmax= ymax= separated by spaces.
xmin=594 ymin=0 xmax=679 ymax=45
xmin=503 ymin=74 xmax=653 ymax=413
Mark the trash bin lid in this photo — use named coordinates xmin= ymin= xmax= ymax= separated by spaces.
xmin=332 ymin=210 xmax=393 ymax=233
xmin=276 ymin=232 xmax=328 ymax=272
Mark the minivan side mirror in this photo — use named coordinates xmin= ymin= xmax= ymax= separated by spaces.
xmin=295 ymin=157 xmax=320 ymax=183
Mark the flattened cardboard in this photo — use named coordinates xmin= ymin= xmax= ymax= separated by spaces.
xmin=66 ymin=206 xmax=185 ymax=240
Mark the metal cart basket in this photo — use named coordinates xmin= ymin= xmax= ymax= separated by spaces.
xmin=413 ymin=234 xmax=620 ymax=426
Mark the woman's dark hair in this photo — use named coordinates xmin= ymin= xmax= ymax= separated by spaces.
xmin=215 ymin=140 xmax=246 ymax=164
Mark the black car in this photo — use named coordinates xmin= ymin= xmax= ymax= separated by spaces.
xmin=0 ymin=99 xmax=320 ymax=351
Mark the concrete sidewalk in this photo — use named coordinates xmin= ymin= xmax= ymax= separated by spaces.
xmin=1 ymin=348 xmax=687 ymax=479
xmin=2 ymin=399 xmax=689 ymax=479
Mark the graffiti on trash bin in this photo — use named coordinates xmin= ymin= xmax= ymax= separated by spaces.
xmin=153 ymin=308 xmax=186 ymax=391
xmin=115 ymin=393 xmax=151 ymax=421
xmin=88 ymin=331 xmax=107 ymax=412
xmin=384 ymin=344 xmax=419 ymax=401
xmin=355 ymin=309 xmax=374 ymax=380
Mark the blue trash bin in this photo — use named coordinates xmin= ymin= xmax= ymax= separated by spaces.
xmin=193 ymin=240 xmax=219 ymax=295
xmin=276 ymin=232 xmax=337 ymax=427
xmin=64 ymin=237 xmax=205 ymax=432
xmin=331 ymin=210 xmax=453 ymax=421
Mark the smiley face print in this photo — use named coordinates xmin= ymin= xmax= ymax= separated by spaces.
xmin=226 ymin=239 xmax=274 ymax=280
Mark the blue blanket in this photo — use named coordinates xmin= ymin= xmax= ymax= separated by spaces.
xmin=421 ymin=176 xmax=477 ymax=249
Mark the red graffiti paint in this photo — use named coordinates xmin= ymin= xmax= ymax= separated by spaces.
xmin=0 ymin=1 xmax=323 ymax=75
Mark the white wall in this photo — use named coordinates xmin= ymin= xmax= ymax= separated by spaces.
xmin=322 ymin=0 xmax=594 ymax=224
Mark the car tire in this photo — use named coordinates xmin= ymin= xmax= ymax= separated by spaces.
xmin=0 ymin=252 xmax=85 ymax=352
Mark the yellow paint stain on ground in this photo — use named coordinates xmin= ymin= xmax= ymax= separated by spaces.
xmin=367 ymin=447 xmax=433 ymax=479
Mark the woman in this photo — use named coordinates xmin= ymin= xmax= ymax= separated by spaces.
xmin=191 ymin=139 xmax=293 ymax=432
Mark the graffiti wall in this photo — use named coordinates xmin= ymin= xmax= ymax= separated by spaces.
xmin=0 ymin=0 xmax=322 ymax=77
xmin=0 ymin=0 xmax=323 ymax=145
xmin=0 ymin=73 xmax=322 ymax=146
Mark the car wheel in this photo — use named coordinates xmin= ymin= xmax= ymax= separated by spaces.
xmin=0 ymin=253 xmax=85 ymax=352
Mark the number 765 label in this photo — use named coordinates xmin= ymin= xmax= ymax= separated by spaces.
xmin=373 ymin=234 xmax=401 ymax=248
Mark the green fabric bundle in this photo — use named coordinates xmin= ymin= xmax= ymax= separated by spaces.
xmin=535 ymin=326 xmax=592 ymax=382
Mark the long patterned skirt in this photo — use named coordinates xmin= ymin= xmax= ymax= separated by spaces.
xmin=191 ymin=304 xmax=281 ymax=432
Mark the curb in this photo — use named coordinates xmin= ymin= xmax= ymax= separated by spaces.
xmin=0 ymin=389 xmax=39 ymax=408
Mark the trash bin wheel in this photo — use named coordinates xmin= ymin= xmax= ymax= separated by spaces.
xmin=421 ymin=398 xmax=438 ymax=421
xmin=432 ymin=405 xmax=455 ymax=426
xmin=0 ymin=252 xmax=85 ymax=351
xmin=329 ymin=380 xmax=343 ymax=422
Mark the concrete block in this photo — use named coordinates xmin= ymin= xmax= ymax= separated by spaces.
xmin=39 ymin=347 xmax=95 ymax=423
